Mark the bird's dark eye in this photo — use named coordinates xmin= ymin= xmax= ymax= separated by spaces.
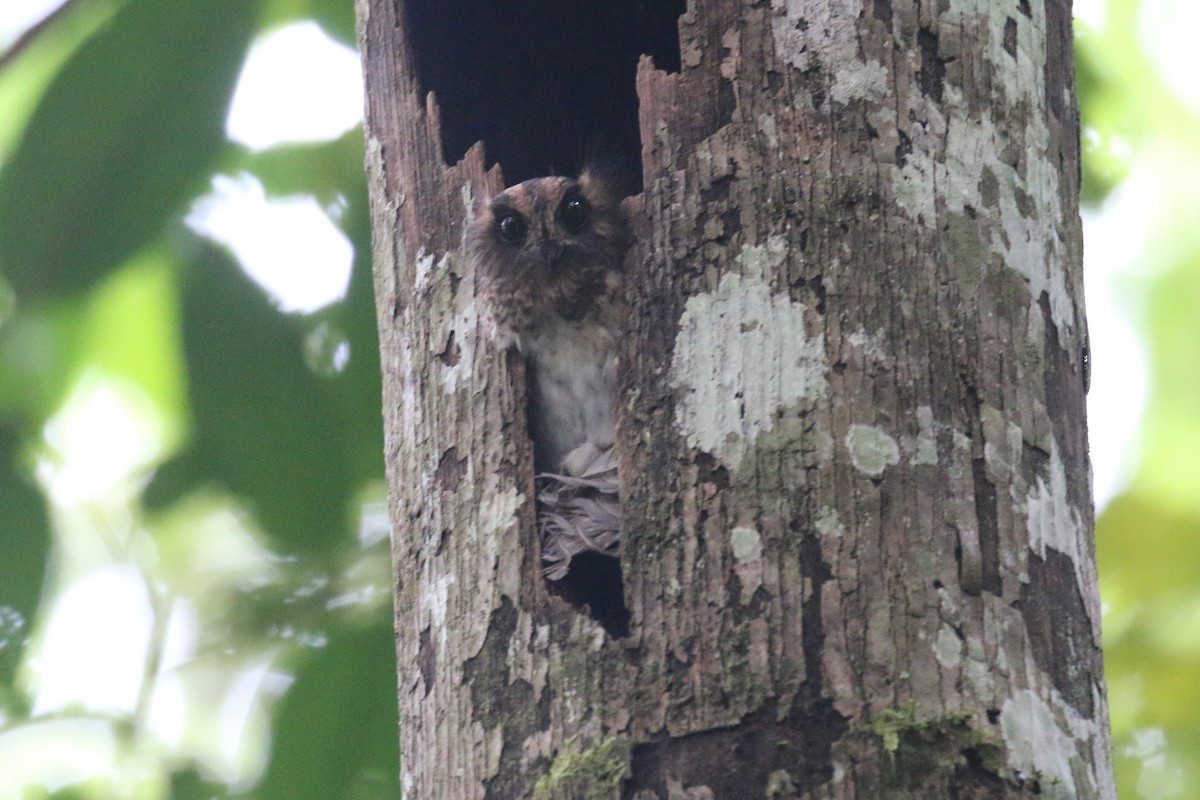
xmin=558 ymin=193 xmax=589 ymax=234
xmin=495 ymin=210 xmax=527 ymax=244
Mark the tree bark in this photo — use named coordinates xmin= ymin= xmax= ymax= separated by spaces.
xmin=358 ymin=0 xmax=1115 ymax=798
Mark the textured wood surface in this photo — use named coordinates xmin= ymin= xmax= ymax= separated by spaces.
xmin=358 ymin=0 xmax=1113 ymax=797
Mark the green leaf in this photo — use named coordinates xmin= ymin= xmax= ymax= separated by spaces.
xmin=311 ymin=166 xmax=383 ymax=483
xmin=169 ymin=766 xmax=233 ymax=800
xmin=0 ymin=0 xmax=124 ymax=160
xmin=1076 ymin=27 xmax=1132 ymax=206
xmin=77 ymin=251 xmax=187 ymax=450
xmin=0 ymin=0 xmax=261 ymax=299
xmin=260 ymin=0 xmax=357 ymax=47
xmin=239 ymin=129 xmax=365 ymax=205
xmin=145 ymin=239 xmax=379 ymax=555
xmin=0 ymin=300 xmax=87 ymax=424
xmin=256 ymin=620 xmax=399 ymax=800
xmin=0 ymin=430 xmax=50 ymax=701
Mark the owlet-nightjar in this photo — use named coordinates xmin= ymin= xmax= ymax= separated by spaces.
xmin=468 ymin=172 xmax=632 ymax=579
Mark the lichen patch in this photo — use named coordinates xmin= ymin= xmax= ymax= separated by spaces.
xmin=1026 ymin=440 xmax=1101 ymax=636
xmin=671 ymin=270 xmax=827 ymax=469
xmin=769 ymin=0 xmax=888 ymax=109
xmin=831 ymin=58 xmax=889 ymax=106
xmin=815 ymin=505 xmax=845 ymax=538
xmin=1000 ymin=689 xmax=1080 ymax=798
xmin=845 ymin=326 xmax=888 ymax=364
xmin=934 ymin=624 xmax=962 ymax=668
xmin=737 ymin=234 xmax=789 ymax=279
xmin=889 ymin=2 xmax=1079 ymax=337
xmin=441 ymin=292 xmax=479 ymax=395
xmin=480 ymin=487 xmax=524 ymax=597
xmin=731 ymin=525 xmax=765 ymax=598
xmin=845 ymin=423 xmax=901 ymax=477
xmin=903 ymin=405 xmax=940 ymax=466
xmin=731 ymin=526 xmax=764 ymax=563
xmin=421 ymin=571 xmax=454 ymax=652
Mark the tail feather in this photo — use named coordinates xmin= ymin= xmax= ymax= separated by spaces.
xmin=539 ymin=445 xmax=621 ymax=580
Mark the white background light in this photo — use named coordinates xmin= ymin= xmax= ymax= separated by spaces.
xmin=31 ymin=566 xmax=154 ymax=717
xmin=1141 ymin=0 xmax=1200 ymax=113
xmin=226 ymin=21 xmax=364 ymax=151
xmin=187 ymin=173 xmax=353 ymax=314
xmin=0 ymin=0 xmax=62 ymax=49
xmin=1084 ymin=180 xmax=1152 ymax=509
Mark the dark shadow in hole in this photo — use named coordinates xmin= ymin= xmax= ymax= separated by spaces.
xmin=406 ymin=0 xmax=686 ymax=194
xmin=550 ymin=552 xmax=631 ymax=639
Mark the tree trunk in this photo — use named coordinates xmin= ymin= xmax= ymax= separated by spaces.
xmin=357 ymin=0 xmax=1115 ymax=798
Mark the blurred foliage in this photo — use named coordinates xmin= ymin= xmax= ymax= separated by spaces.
xmin=1 ymin=0 xmax=1198 ymax=797
xmin=1078 ymin=0 xmax=1200 ymax=797
xmin=0 ymin=0 xmax=257 ymax=298
xmin=0 ymin=0 xmax=395 ymax=797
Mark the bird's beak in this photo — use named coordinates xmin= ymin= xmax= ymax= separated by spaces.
xmin=539 ymin=241 xmax=563 ymax=265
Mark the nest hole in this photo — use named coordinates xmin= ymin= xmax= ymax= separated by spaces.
xmin=406 ymin=0 xmax=684 ymax=635
xmin=406 ymin=0 xmax=687 ymax=194
xmin=550 ymin=552 xmax=631 ymax=638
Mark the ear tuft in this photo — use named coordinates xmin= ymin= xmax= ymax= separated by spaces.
xmin=578 ymin=162 xmax=631 ymax=207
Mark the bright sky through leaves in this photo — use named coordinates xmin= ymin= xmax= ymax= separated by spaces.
xmin=0 ymin=0 xmax=61 ymax=49
xmin=226 ymin=21 xmax=364 ymax=152
xmin=187 ymin=172 xmax=353 ymax=314
xmin=192 ymin=21 xmax=363 ymax=314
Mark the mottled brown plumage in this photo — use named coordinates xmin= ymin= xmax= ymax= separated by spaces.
xmin=467 ymin=172 xmax=631 ymax=579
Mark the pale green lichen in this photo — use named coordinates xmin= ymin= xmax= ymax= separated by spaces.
xmin=830 ymin=58 xmax=889 ymax=105
xmin=532 ymin=736 xmax=631 ymax=800
xmin=664 ymin=577 xmax=682 ymax=602
xmin=909 ymin=406 xmax=939 ymax=466
xmin=479 ymin=487 xmax=525 ymax=598
xmin=1025 ymin=439 xmax=1102 ymax=635
xmin=934 ymin=624 xmax=963 ymax=668
xmin=859 ymin=706 xmax=1006 ymax=790
xmin=815 ymin=506 xmax=845 ymax=538
xmin=887 ymin=0 xmax=1080 ymax=338
xmin=731 ymin=526 xmax=763 ymax=563
xmin=845 ymin=424 xmax=900 ymax=477
xmin=737 ymin=235 xmax=790 ymax=279
xmin=671 ymin=270 xmax=827 ymax=470
xmin=766 ymin=768 xmax=799 ymax=798
xmin=737 ymin=405 xmax=832 ymax=492
xmin=942 ymin=212 xmax=985 ymax=286
xmin=1000 ymin=691 xmax=1081 ymax=799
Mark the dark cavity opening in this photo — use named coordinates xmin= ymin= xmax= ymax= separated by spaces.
xmin=551 ymin=551 xmax=631 ymax=639
xmin=406 ymin=0 xmax=687 ymax=194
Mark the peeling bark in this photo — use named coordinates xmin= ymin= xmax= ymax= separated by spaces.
xmin=358 ymin=0 xmax=1114 ymax=797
